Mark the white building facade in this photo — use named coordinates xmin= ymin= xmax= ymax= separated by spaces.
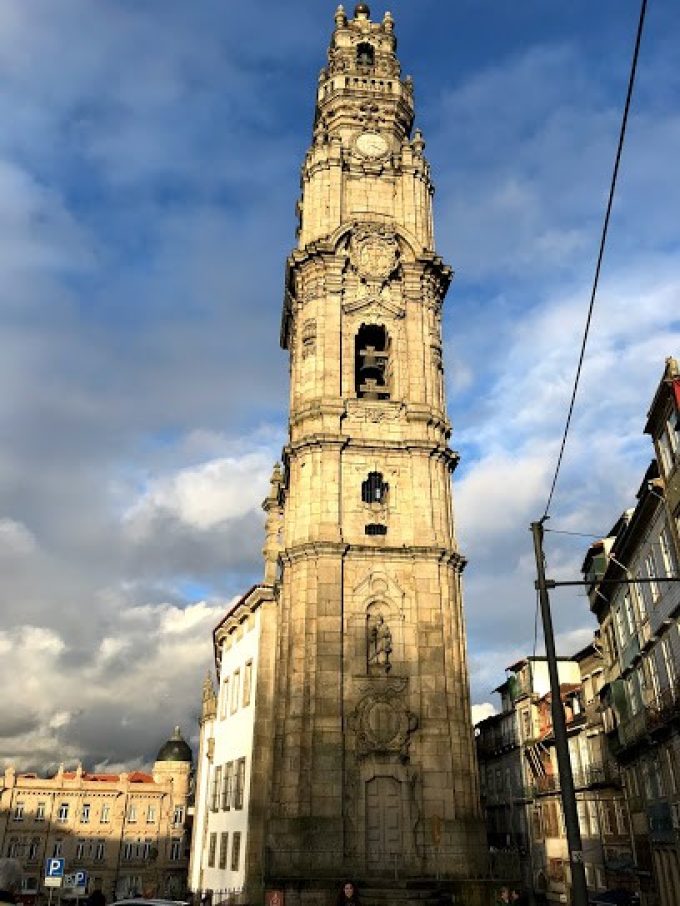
xmin=189 ymin=590 xmax=266 ymax=900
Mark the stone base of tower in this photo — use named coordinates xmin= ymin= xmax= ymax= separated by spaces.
xmin=242 ymin=815 xmax=507 ymax=906
xmin=251 ymin=876 xmax=510 ymax=906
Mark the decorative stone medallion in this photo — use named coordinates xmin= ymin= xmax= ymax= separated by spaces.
xmin=350 ymin=689 xmax=418 ymax=759
xmin=350 ymin=226 xmax=398 ymax=282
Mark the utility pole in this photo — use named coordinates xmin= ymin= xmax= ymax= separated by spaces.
xmin=531 ymin=520 xmax=588 ymax=906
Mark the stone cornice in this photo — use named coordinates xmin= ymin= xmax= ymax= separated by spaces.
xmin=280 ymin=541 xmax=466 ymax=571
xmin=213 ymin=583 xmax=276 ymax=663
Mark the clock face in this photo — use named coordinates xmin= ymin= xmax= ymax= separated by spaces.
xmin=356 ymin=132 xmax=388 ymax=158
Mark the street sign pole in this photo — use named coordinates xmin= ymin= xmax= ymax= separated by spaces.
xmin=531 ymin=520 xmax=589 ymax=906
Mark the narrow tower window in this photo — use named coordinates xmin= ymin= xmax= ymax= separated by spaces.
xmin=356 ymin=324 xmax=389 ymax=399
xmin=356 ymin=43 xmax=374 ymax=68
xmin=362 ymin=472 xmax=388 ymax=504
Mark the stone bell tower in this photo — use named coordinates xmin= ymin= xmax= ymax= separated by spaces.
xmin=260 ymin=2 xmax=486 ymax=898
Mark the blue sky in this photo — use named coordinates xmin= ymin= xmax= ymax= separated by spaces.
xmin=0 ymin=0 xmax=678 ymax=769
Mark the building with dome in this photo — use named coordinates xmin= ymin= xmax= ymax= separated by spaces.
xmin=0 ymin=727 xmax=193 ymax=903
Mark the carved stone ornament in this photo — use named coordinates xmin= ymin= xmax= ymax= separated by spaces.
xmin=349 ymin=688 xmax=418 ymax=759
xmin=350 ymin=226 xmax=399 ymax=282
xmin=301 ymin=318 xmax=317 ymax=359
xmin=345 ymin=399 xmax=406 ymax=424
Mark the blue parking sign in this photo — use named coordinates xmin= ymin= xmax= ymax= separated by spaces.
xmin=74 ymin=871 xmax=88 ymax=888
xmin=45 ymin=858 xmax=65 ymax=878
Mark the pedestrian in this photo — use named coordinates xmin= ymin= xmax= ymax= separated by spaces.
xmin=495 ymin=888 xmax=511 ymax=906
xmin=336 ymin=881 xmax=360 ymax=906
xmin=88 ymin=890 xmax=106 ymax=906
xmin=0 ymin=859 xmax=22 ymax=906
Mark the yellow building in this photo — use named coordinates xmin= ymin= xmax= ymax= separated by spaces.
xmin=0 ymin=728 xmax=192 ymax=903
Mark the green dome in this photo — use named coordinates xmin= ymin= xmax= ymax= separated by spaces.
xmin=156 ymin=726 xmax=192 ymax=763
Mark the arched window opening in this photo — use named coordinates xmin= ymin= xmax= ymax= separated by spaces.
xmin=357 ymin=43 xmax=375 ymax=68
xmin=362 ymin=471 xmax=388 ymax=504
xmin=356 ymin=324 xmax=389 ymax=399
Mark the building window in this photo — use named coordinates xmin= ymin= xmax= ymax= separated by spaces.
xmin=27 ymin=839 xmax=40 ymax=862
xmin=577 ymin=800 xmax=588 ymax=837
xmin=13 ymin=802 xmax=24 ymax=822
xmin=356 ymin=324 xmax=389 ymax=400
xmin=362 ymin=471 xmax=389 ymax=504
xmin=6 ymin=839 xmax=19 ymax=859
xmin=645 ymin=553 xmax=660 ymax=604
xmin=615 ymin=799 xmax=629 ymax=835
xmin=658 ymin=427 xmax=675 ymax=476
xmin=592 ymin=670 xmax=604 ymax=696
xmin=623 ymin=593 xmax=637 ymax=636
xmin=75 ymin=841 xmax=86 ymax=862
xmin=208 ymin=833 xmax=217 ymax=868
xmin=172 ymin=805 xmax=184 ymax=826
xmin=543 ymin=801 xmax=560 ymax=838
xmin=600 ymin=799 xmax=615 ymax=835
xmin=81 ymin=803 xmax=91 ymax=823
xmin=647 ymin=653 xmax=661 ymax=701
xmin=35 ymin=802 xmax=46 ymax=822
xmin=635 ymin=575 xmax=649 ymax=619
xmin=219 ymin=832 xmax=229 ymax=870
xmin=356 ymin=42 xmax=374 ymax=68
xmin=659 ymin=528 xmax=675 ymax=577
xmin=222 ymin=762 xmax=233 ymax=811
xmin=221 ymin=677 xmax=230 ymax=719
xmin=127 ymin=803 xmax=137 ymax=823
xmin=122 ymin=841 xmax=134 ymax=862
xmin=170 ymin=837 xmax=182 ymax=861
xmin=234 ymin=758 xmax=246 ymax=810
xmin=21 ymin=878 xmax=38 ymax=893
xmin=100 ymin=803 xmax=110 ymax=824
xmin=211 ymin=765 xmax=222 ymax=812
xmin=57 ymin=802 xmax=69 ymax=822
xmin=243 ymin=660 xmax=253 ymax=707
xmin=146 ymin=805 xmax=156 ymax=824
xmin=606 ymin=623 xmax=619 ymax=663
xmin=231 ymin=832 xmax=241 ymax=871
xmin=665 ymin=747 xmax=678 ymax=795
xmin=53 ymin=840 xmax=63 ymax=858
xmin=94 ymin=840 xmax=105 ymax=861
xmin=663 ymin=635 xmax=677 ymax=687
xmin=231 ymin=669 xmax=241 ymax=713
xmin=614 ymin=606 xmax=627 ymax=648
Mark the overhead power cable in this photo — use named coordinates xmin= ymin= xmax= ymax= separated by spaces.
xmin=542 ymin=0 xmax=649 ymax=520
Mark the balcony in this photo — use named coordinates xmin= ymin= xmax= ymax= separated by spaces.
xmin=618 ymin=680 xmax=680 ymax=748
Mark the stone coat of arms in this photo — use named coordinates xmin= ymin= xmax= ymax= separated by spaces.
xmin=350 ymin=226 xmax=399 ymax=282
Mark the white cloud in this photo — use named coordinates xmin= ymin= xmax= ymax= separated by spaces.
xmin=124 ymin=451 xmax=275 ymax=535
xmin=0 ymin=518 xmax=37 ymax=556
xmin=0 ymin=600 xmax=226 ymax=771
xmin=471 ymin=702 xmax=496 ymax=726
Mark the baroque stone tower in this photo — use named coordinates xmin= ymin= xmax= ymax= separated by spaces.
xmin=241 ymin=3 xmax=485 ymax=900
